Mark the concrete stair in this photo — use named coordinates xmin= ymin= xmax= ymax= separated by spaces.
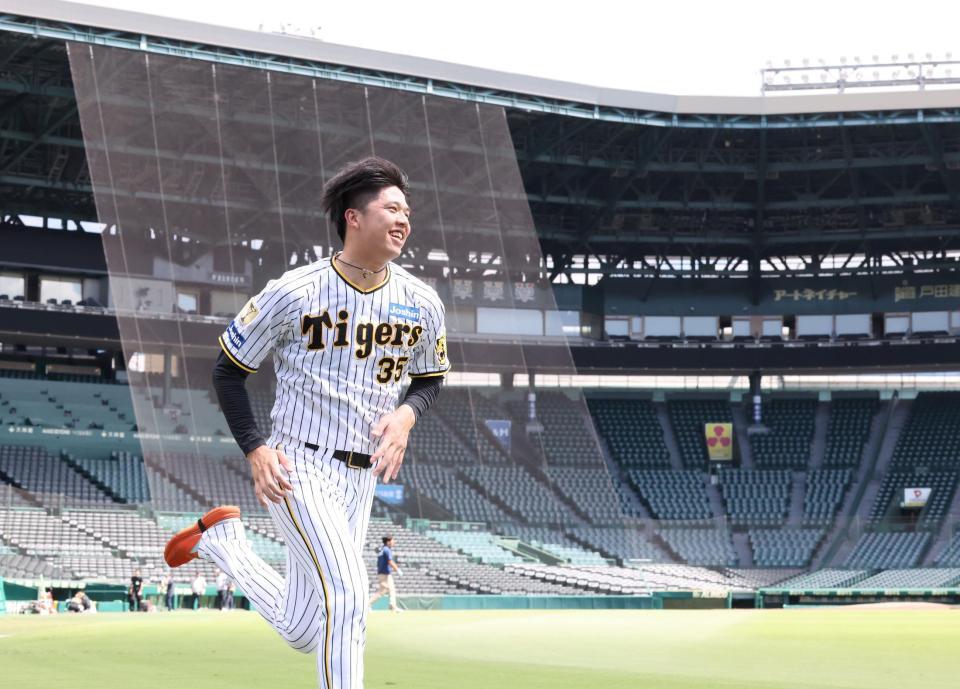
xmin=732 ymin=531 xmax=754 ymax=567
xmin=787 ymin=471 xmax=806 ymax=527
xmin=731 ymin=402 xmax=754 ymax=469
xmin=654 ymin=402 xmax=684 ymax=471
xmin=808 ymin=401 xmax=830 ymax=470
xmin=816 ymin=397 xmax=909 ymax=568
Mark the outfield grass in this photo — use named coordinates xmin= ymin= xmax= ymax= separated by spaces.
xmin=1 ymin=607 xmax=958 ymax=688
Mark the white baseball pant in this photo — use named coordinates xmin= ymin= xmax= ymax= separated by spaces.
xmin=196 ymin=438 xmax=377 ymax=689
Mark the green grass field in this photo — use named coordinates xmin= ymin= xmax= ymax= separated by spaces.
xmin=1 ymin=607 xmax=958 ymax=688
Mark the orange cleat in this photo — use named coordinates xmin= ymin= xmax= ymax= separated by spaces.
xmin=164 ymin=505 xmax=241 ymax=567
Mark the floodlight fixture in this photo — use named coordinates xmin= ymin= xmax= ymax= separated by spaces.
xmin=762 ymin=54 xmax=960 ymax=93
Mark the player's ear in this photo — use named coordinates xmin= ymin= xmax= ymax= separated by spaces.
xmin=344 ymin=207 xmax=361 ymax=229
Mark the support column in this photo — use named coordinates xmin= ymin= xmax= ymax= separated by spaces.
xmin=162 ymin=347 xmax=172 ymax=407
xmin=749 ymin=370 xmax=763 ymax=425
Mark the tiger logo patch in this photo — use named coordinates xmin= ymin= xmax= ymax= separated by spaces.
xmin=435 ymin=335 xmax=447 ymax=367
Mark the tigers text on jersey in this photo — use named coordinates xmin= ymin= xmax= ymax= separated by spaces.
xmin=219 ymin=257 xmax=450 ymax=454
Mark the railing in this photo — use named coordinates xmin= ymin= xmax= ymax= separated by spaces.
xmin=1 ymin=298 xmax=958 ymax=354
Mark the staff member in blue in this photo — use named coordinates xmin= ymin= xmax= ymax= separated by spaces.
xmin=369 ymin=535 xmax=402 ymax=612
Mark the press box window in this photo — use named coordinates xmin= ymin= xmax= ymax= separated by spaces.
xmin=0 ymin=272 xmax=25 ymax=300
xmin=210 ymin=290 xmax=248 ymax=318
xmin=39 ymin=276 xmax=82 ymax=305
xmin=176 ymin=290 xmax=199 ymax=315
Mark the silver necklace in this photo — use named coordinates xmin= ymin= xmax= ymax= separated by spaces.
xmin=336 ymin=253 xmax=386 ymax=280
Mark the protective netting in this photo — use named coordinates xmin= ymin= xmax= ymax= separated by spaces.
xmin=68 ymin=43 xmax=638 ymax=554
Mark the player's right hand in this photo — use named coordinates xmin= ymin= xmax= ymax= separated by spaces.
xmin=246 ymin=445 xmax=294 ymax=507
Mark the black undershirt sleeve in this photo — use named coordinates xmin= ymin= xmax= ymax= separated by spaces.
xmin=399 ymin=375 xmax=444 ymax=421
xmin=214 ymin=350 xmax=444 ymax=455
xmin=212 ymin=350 xmax=265 ymax=456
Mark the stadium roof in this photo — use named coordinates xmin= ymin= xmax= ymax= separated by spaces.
xmin=3 ymin=0 xmax=960 ymax=127
xmin=1 ymin=0 xmax=959 ymax=287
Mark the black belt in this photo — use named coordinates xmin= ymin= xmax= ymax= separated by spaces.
xmin=303 ymin=442 xmax=373 ymax=469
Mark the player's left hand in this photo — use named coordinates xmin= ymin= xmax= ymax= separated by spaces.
xmin=370 ymin=405 xmax=416 ymax=483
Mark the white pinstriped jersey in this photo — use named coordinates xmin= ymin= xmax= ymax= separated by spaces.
xmin=219 ymin=256 xmax=450 ymax=454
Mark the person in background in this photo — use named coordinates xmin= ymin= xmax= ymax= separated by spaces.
xmin=39 ymin=589 xmax=56 ymax=615
xmin=191 ymin=572 xmax=206 ymax=610
xmin=216 ymin=569 xmax=228 ymax=610
xmin=128 ymin=568 xmax=144 ymax=612
xmin=225 ymin=579 xmax=236 ymax=611
xmin=369 ymin=535 xmax=402 ymax=612
xmin=163 ymin=571 xmax=176 ymax=611
xmin=66 ymin=590 xmax=92 ymax=613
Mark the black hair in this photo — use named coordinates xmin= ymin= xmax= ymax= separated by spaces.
xmin=382 ymin=535 xmax=393 ymax=545
xmin=321 ymin=157 xmax=410 ymax=243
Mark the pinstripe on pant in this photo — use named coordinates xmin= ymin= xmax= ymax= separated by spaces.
xmin=197 ymin=438 xmax=377 ymax=689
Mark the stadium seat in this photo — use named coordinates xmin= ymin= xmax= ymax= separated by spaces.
xmin=719 ymin=469 xmax=791 ymax=526
xmin=749 ymin=398 xmax=816 ymax=469
xmin=867 ymin=471 xmax=957 ymax=529
xmin=748 ymin=528 xmax=824 ymax=567
xmin=804 ymin=469 xmax=852 ymax=526
xmin=627 ymin=469 xmax=713 ymax=522
xmin=845 ymin=531 xmax=930 ymax=569
xmin=823 ymin=397 xmax=878 ymax=468
xmin=890 ymin=392 xmax=960 ymax=470
xmin=657 ymin=527 xmax=737 ymax=566
xmin=934 ymin=531 xmax=960 ymax=566
xmin=588 ymin=398 xmax=671 ymax=469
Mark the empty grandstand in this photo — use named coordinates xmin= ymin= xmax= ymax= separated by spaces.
xmin=2 ymin=374 xmax=959 ymax=607
xmin=0 ymin=4 xmax=958 ymax=615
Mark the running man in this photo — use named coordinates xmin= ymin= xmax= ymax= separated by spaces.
xmin=164 ymin=157 xmax=448 ymax=688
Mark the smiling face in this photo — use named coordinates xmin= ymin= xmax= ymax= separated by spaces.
xmin=344 ymin=186 xmax=410 ymax=263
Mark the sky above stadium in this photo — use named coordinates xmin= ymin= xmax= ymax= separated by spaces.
xmin=69 ymin=0 xmax=955 ymax=96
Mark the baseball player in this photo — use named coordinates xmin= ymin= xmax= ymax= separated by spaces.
xmin=164 ymin=157 xmax=449 ymax=688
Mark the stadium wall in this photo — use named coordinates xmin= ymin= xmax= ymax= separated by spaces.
xmin=372 ymin=595 xmax=662 ymax=610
